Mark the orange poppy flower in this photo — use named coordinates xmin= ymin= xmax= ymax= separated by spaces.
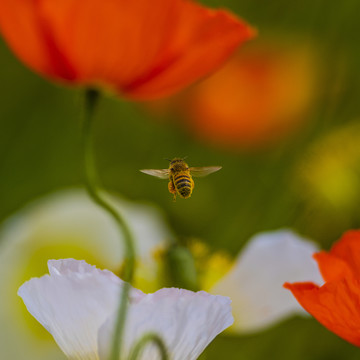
xmin=284 ymin=230 xmax=360 ymax=346
xmin=145 ymin=39 xmax=318 ymax=149
xmin=0 ymin=0 xmax=255 ymax=100
xmin=182 ymin=40 xmax=318 ymax=149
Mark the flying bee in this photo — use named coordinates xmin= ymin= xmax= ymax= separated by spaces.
xmin=140 ymin=158 xmax=222 ymax=200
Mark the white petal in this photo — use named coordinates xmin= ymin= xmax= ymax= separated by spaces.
xmin=98 ymin=288 xmax=233 ymax=360
xmin=18 ymin=259 xmax=133 ymax=360
xmin=210 ymin=229 xmax=323 ymax=333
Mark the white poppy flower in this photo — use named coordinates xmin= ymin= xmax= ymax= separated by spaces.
xmin=0 ymin=189 xmax=174 ymax=360
xmin=18 ymin=259 xmax=234 ymax=360
xmin=210 ymin=229 xmax=324 ymax=333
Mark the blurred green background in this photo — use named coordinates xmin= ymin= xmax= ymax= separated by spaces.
xmin=1 ymin=0 xmax=360 ymax=359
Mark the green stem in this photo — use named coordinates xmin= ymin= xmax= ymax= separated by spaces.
xmin=82 ymin=89 xmax=136 ymax=360
xmin=128 ymin=333 xmax=169 ymax=360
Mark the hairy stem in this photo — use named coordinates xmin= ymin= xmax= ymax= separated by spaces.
xmin=82 ymin=89 xmax=135 ymax=360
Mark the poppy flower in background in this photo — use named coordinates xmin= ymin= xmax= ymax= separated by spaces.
xmin=186 ymin=40 xmax=318 ymax=149
xmin=147 ymin=39 xmax=318 ymax=149
xmin=0 ymin=190 xmax=172 ymax=360
xmin=0 ymin=0 xmax=255 ymax=100
xmin=150 ymin=229 xmax=323 ymax=332
xmin=18 ymin=259 xmax=233 ymax=360
xmin=285 ymin=230 xmax=360 ymax=347
xmin=205 ymin=229 xmax=323 ymax=333
xmin=295 ymin=122 xmax=360 ymax=222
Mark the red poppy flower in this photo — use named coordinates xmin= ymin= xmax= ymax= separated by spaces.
xmin=0 ymin=0 xmax=255 ymax=100
xmin=284 ymin=230 xmax=360 ymax=346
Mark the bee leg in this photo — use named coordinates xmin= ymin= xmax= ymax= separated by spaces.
xmin=168 ymin=181 xmax=177 ymax=201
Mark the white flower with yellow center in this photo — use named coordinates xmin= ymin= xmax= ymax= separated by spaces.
xmin=0 ymin=189 xmax=173 ymax=360
xmin=18 ymin=259 xmax=233 ymax=360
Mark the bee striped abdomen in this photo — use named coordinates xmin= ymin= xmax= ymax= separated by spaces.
xmin=174 ymin=172 xmax=193 ymax=198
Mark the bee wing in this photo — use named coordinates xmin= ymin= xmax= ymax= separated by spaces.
xmin=189 ymin=166 xmax=222 ymax=177
xmin=140 ymin=169 xmax=169 ymax=179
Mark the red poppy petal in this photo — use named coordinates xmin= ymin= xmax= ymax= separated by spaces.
xmin=0 ymin=1 xmax=53 ymax=77
xmin=329 ymin=230 xmax=360 ymax=277
xmin=284 ymin=279 xmax=360 ymax=346
xmin=313 ymin=251 xmax=354 ymax=282
xmin=38 ymin=0 xmax=181 ymax=87
xmin=123 ymin=4 xmax=256 ymax=99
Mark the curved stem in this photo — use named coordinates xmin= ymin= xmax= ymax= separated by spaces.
xmin=129 ymin=333 xmax=169 ymax=360
xmin=82 ymin=89 xmax=135 ymax=360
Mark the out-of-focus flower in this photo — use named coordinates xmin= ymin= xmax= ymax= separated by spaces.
xmin=190 ymin=230 xmax=324 ymax=333
xmin=285 ymin=230 xmax=360 ymax=347
xmin=19 ymin=259 xmax=233 ymax=360
xmin=0 ymin=189 xmax=173 ymax=360
xmin=293 ymin=122 xmax=360 ymax=238
xmin=295 ymin=122 xmax=360 ymax=214
xmin=0 ymin=0 xmax=255 ymax=100
xmin=147 ymin=39 xmax=318 ymax=148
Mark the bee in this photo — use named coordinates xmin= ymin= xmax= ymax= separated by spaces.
xmin=140 ymin=158 xmax=221 ymax=200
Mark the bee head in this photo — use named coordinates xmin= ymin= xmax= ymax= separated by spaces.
xmin=169 ymin=157 xmax=189 ymax=171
